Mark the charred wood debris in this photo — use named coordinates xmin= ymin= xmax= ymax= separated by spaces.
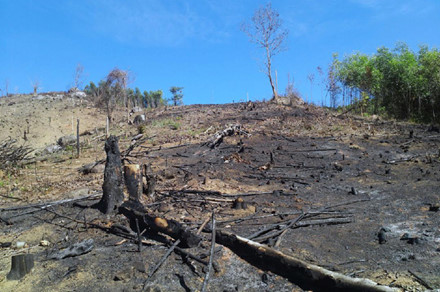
xmin=1 ymin=119 xmax=439 ymax=291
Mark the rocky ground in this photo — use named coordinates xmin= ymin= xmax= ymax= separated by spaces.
xmin=0 ymin=94 xmax=439 ymax=291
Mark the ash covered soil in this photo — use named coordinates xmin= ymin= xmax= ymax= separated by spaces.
xmin=1 ymin=94 xmax=439 ymax=291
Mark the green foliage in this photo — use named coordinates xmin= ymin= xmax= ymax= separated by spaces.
xmin=151 ymin=118 xmax=180 ymax=130
xmin=137 ymin=125 xmax=146 ymax=134
xmin=331 ymin=43 xmax=440 ymax=122
xmin=169 ymin=86 xmax=184 ymax=106
xmin=84 ymin=80 xmax=166 ymax=109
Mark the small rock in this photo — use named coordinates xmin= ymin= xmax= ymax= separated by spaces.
xmin=114 ymin=268 xmax=133 ymax=281
xmin=49 ymin=238 xmax=94 ymax=260
xmin=57 ymin=135 xmax=77 ymax=147
xmin=429 ymin=204 xmax=439 ymax=212
xmin=378 ymin=228 xmax=388 ymax=244
xmin=333 ymin=162 xmax=343 ymax=171
xmin=158 ymin=203 xmax=173 ymax=213
xmin=133 ymin=114 xmax=146 ymax=125
xmin=43 ymin=144 xmax=62 ymax=155
xmin=15 ymin=242 xmax=26 ymax=249
xmin=133 ymin=261 xmax=146 ymax=273
xmin=0 ymin=242 xmax=12 ymax=248
xmin=39 ymin=240 xmax=50 ymax=247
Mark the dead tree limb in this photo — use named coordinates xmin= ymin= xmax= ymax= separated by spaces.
xmin=0 ymin=137 xmax=33 ymax=169
xmin=0 ymin=193 xmax=101 ymax=212
xmin=216 ymin=230 xmax=401 ymax=292
xmin=201 ymin=212 xmax=216 ymax=292
xmin=144 ymin=239 xmax=181 ymax=287
xmin=119 ymin=201 xmax=201 ymax=248
xmin=206 ymin=124 xmax=248 ymax=149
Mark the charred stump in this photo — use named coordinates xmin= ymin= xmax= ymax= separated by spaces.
xmin=95 ymin=135 xmax=125 ymax=214
xmin=124 ymin=164 xmax=142 ymax=202
xmin=142 ymin=164 xmax=156 ymax=199
xmin=7 ymin=254 xmax=34 ymax=280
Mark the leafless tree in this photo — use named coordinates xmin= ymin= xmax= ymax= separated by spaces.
xmin=4 ymin=79 xmax=9 ymax=97
xmin=73 ymin=63 xmax=84 ymax=90
xmin=31 ymin=79 xmax=40 ymax=95
xmin=307 ymin=73 xmax=315 ymax=104
xmin=103 ymin=68 xmax=128 ymax=124
xmin=242 ymin=2 xmax=288 ymax=101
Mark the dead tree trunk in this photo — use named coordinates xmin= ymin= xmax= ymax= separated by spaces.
xmin=124 ymin=164 xmax=142 ymax=202
xmin=215 ymin=230 xmax=400 ymax=292
xmin=142 ymin=164 xmax=156 ymax=199
xmin=7 ymin=254 xmax=34 ymax=280
xmin=95 ymin=135 xmax=124 ymax=214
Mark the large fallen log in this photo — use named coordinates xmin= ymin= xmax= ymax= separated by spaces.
xmin=215 ymin=230 xmax=401 ymax=292
xmin=119 ymin=200 xmax=201 ymax=248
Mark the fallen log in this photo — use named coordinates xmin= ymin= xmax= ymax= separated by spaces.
xmin=119 ymin=201 xmax=201 ymax=248
xmin=215 ymin=230 xmax=401 ymax=292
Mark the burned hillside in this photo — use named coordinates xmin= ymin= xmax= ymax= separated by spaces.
xmin=1 ymin=96 xmax=439 ymax=291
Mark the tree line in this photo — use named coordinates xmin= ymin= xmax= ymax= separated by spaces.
xmin=83 ymin=68 xmax=184 ymax=124
xmin=84 ymin=80 xmax=167 ymax=109
xmin=328 ymin=43 xmax=440 ymax=123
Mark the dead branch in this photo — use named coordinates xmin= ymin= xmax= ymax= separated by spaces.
xmin=201 ymin=212 xmax=216 ymax=292
xmin=216 ymin=230 xmax=401 ymax=292
xmin=0 ymin=137 xmax=33 ymax=169
xmin=144 ymin=239 xmax=181 ymax=287
xmin=206 ymin=124 xmax=248 ymax=149
xmin=0 ymin=193 xmax=101 ymax=212
xmin=119 ymin=200 xmax=201 ymax=248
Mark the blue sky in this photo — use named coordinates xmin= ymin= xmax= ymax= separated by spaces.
xmin=1 ymin=0 xmax=440 ymax=105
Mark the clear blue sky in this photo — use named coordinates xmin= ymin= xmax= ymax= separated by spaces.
xmin=1 ymin=0 xmax=440 ymax=105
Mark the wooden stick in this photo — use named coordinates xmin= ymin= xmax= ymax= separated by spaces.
xmin=76 ymin=118 xmax=80 ymax=157
xmin=135 ymin=218 xmax=142 ymax=252
xmin=201 ymin=212 xmax=216 ymax=292
xmin=143 ymin=239 xmax=181 ymax=290
xmin=0 ymin=193 xmax=102 ymax=212
xmin=408 ymin=269 xmax=432 ymax=290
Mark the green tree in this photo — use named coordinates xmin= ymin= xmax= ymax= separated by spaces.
xmin=331 ymin=42 xmax=440 ymax=122
xmin=143 ymin=91 xmax=152 ymax=108
xmin=134 ymin=87 xmax=143 ymax=108
xmin=169 ymin=86 xmax=184 ymax=106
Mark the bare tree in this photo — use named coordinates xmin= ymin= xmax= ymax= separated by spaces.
xmin=103 ymin=68 xmax=128 ymax=124
xmin=73 ymin=63 xmax=84 ymax=90
xmin=307 ymin=73 xmax=315 ymax=104
xmin=4 ymin=79 xmax=9 ymax=97
xmin=31 ymin=79 xmax=40 ymax=95
xmin=316 ymin=66 xmax=324 ymax=106
xmin=242 ymin=2 xmax=288 ymax=101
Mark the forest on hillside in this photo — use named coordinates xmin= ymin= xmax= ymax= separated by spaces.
xmin=329 ymin=43 xmax=440 ymax=123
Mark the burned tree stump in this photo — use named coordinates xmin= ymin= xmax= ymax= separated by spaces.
xmin=95 ymin=135 xmax=125 ymax=214
xmin=142 ymin=164 xmax=156 ymax=199
xmin=124 ymin=164 xmax=142 ymax=202
xmin=7 ymin=254 xmax=34 ymax=280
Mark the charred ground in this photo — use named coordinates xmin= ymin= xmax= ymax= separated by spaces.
xmin=0 ymin=94 xmax=439 ymax=291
